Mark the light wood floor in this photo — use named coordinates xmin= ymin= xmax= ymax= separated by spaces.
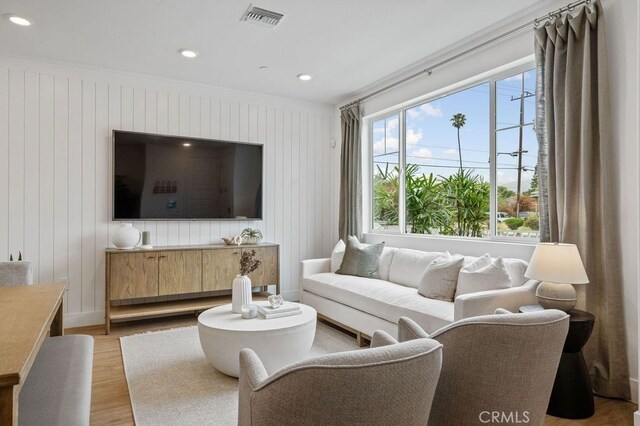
xmin=67 ymin=315 xmax=638 ymax=426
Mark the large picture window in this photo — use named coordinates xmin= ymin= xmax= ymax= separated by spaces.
xmin=370 ymin=67 xmax=539 ymax=239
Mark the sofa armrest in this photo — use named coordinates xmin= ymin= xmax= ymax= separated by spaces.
xmin=238 ymin=348 xmax=269 ymax=426
xmin=453 ymin=280 xmax=539 ymax=321
xmin=397 ymin=317 xmax=430 ymax=342
xmin=300 ymin=258 xmax=331 ymax=278
xmin=370 ymin=330 xmax=398 ymax=348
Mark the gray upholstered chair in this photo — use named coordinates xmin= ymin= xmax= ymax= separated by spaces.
xmin=0 ymin=261 xmax=33 ymax=286
xmin=398 ymin=310 xmax=569 ymax=426
xmin=238 ymin=331 xmax=443 ymax=426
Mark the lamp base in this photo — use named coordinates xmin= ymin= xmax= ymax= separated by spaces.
xmin=535 ymin=282 xmax=577 ymax=312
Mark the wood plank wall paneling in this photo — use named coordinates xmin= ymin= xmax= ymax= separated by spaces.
xmin=0 ymin=59 xmax=336 ymax=325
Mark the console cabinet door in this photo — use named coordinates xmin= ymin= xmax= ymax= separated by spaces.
xmin=202 ymin=248 xmax=241 ymax=291
xmin=110 ymin=253 xmax=159 ymax=300
xmin=158 ymin=250 xmax=202 ymax=295
xmin=243 ymin=246 xmax=279 ymax=287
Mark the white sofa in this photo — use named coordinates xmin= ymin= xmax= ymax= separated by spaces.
xmin=301 ymin=247 xmax=539 ymax=339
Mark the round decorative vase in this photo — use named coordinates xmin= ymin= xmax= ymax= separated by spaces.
xmin=241 ymin=236 xmax=262 ymax=245
xmin=112 ymin=223 xmax=142 ymax=249
xmin=232 ymin=275 xmax=253 ymax=314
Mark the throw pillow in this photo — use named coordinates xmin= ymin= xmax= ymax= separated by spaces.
xmin=417 ymin=252 xmax=465 ymax=301
xmin=455 ymin=256 xmax=512 ymax=298
xmin=336 ymin=236 xmax=385 ymax=279
xmin=330 ymin=240 xmax=346 ymax=273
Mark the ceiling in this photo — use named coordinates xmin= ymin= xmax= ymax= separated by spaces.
xmin=0 ymin=0 xmax=550 ymax=105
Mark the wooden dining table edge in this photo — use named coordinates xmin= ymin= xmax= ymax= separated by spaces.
xmin=0 ymin=283 xmax=66 ymax=425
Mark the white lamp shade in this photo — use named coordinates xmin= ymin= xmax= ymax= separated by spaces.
xmin=525 ymin=243 xmax=589 ymax=284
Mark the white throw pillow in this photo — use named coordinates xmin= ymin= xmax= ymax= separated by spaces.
xmin=417 ymin=252 xmax=465 ymax=302
xmin=503 ymin=258 xmax=529 ymax=286
xmin=330 ymin=240 xmax=346 ymax=273
xmin=463 ymin=253 xmax=492 ymax=272
xmin=388 ymin=249 xmax=443 ymax=289
xmin=455 ymin=256 xmax=512 ymax=298
xmin=377 ymin=247 xmax=398 ymax=281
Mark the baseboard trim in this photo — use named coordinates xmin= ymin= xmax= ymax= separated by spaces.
xmin=634 ymin=410 xmax=640 ymax=426
xmin=631 ymin=378 xmax=639 ymax=404
xmin=64 ymin=310 xmax=105 ymax=328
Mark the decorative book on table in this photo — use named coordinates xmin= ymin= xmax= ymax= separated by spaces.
xmin=256 ymin=301 xmax=301 ymax=319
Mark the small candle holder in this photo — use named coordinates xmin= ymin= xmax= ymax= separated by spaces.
xmin=241 ymin=304 xmax=257 ymax=319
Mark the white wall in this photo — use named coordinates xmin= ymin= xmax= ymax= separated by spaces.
xmin=0 ymin=55 xmax=337 ymax=327
xmin=337 ymin=0 xmax=639 ymax=402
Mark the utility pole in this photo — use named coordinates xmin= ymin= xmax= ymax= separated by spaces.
xmin=510 ymin=77 xmax=534 ymax=217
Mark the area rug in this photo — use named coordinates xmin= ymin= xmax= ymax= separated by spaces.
xmin=120 ymin=322 xmax=358 ymax=426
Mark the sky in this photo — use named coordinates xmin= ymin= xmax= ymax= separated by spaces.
xmin=373 ymin=69 xmax=537 ymax=193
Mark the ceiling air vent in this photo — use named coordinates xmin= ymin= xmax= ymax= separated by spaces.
xmin=241 ymin=5 xmax=285 ymax=28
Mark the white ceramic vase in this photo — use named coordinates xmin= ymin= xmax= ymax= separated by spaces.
xmin=232 ymin=275 xmax=253 ymax=314
xmin=112 ymin=223 xmax=142 ymax=249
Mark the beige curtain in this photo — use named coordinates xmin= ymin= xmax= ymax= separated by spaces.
xmin=534 ymin=1 xmax=630 ymax=399
xmin=339 ymin=104 xmax=362 ymax=241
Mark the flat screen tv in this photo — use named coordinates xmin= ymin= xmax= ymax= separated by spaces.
xmin=113 ymin=130 xmax=263 ymax=220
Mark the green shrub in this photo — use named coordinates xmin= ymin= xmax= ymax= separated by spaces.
xmin=524 ymin=213 xmax=540 ymax=230
xmin=504 ymin=217 xmax=524 ymax=230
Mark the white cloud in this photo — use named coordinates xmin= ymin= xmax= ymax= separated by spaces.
xmin=443 ymin=148 xmax=458 ymax=157
xmin=412 ymin=148 xmax=433 ymax=159
xmin=503 ymin=74 xmax=523 ymax=82
xmin=420 ymin=103 xmax=442 ymax=118
xmin=407 ymin=103 xmax=442 ymax=119
xmin=406 ymin=128 xmax=423 ymax=145
xmin=373 ymin=137 xmax=399 ymax=155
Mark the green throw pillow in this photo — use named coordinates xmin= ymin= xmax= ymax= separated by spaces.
xmin=336 ymin=236 xmax=385 ymax=279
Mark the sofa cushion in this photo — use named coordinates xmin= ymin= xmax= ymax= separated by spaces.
xmin=336 ymin=236 xmax=385 ymax=279
xmin=418 ymin=253 xmax=464 ymax=302
xmin=303 ymin=272 xmax=454 ymax=333
xmin=388 ymin=249 xmax=443 ymax=289
xmin=330 ymin=240 xmax=346 ymax=273
xmin=462 ymin=256 xmax=528 ymax=287
xmin=456 ymin=256 xmax=512 ymax=297
xmin=378 ymin=247 xmax=397 ymax=282
xmin=503 ymin=258 xmax=529 ymax=286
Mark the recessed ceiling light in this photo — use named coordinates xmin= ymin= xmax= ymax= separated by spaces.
xmin=178 ymin=49 xmax=199 ymax=58
xmin=183 ymin=143 xmax=191 ymax=147
xmin=297 ymin=74 xmax=312 ymax=81
xmin=4 ymin=14 xmax=31 ymax=26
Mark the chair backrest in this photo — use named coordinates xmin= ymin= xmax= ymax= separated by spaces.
xmin=241 ymin=338 xmax=443 ymax=426
xmin=425 ymin=310 xmax=569 ymax=426
xmin=0 ymin=261 xmax=33 ymax=287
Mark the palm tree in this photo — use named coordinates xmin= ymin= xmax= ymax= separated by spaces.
xmin=450 ymin=113 xmax=466 ymax=171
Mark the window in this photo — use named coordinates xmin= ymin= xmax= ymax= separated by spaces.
xmin=370 ymin=67 xmax=539 ymax=239
xmin=372 ymin=115 xmax=400 ymax=231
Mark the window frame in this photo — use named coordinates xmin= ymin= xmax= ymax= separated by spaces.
xmin=366 ymin=61 xmax=537 ymax=242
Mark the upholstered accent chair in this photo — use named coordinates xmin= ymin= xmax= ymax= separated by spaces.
xmin=398 ymin=310 xmax=569 ymax=426
xmin=238 ymin=331 xmax=443 ymax=426
xmin=0 ymin=261 xmax=33 ymax=286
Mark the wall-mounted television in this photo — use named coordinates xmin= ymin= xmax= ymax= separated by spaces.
xmin=113 ymin=130 xmax=263 ymax=220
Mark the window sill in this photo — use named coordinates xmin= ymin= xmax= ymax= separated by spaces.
xmin=363 ymin=232 xmax=538 ymax=260
xmin=366 ymin=231 xmax=538 ymax=246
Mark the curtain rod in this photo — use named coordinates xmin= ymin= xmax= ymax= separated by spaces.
xmin=339 ymin=0 xmax=591 ymax=111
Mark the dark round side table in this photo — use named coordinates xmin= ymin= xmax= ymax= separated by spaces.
xmin=519 ymin=305 xmax=595 ymax=419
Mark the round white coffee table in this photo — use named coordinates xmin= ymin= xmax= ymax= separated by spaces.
xmin=197 ymin=303 xmax=317 ymax=377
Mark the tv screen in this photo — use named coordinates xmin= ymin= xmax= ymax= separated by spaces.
xmin=113 ymin=131 xmax=263 ymax=220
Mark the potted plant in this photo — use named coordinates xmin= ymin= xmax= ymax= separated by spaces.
xmin=232 ymin=250 xmax=262 ymax=313
xmin=241 ymin=228 xmax=263 ymax=245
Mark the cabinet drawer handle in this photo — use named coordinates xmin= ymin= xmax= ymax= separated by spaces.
xmin=158 ymin=255 xmax=167 ymax=259
xmin=146 ymin=256 xmax=156 ymax=259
